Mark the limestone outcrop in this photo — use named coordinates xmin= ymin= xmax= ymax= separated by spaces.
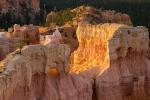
xmin=70 ymin=23 xmax=150 ymax=100
xmin=71 ymin=6 xmax=132 ymax=26
xmin=46 ymin=6 xmax=132 ymax=27
xmin=0 ymin=23 xmax=150 ymax=100
xmin=7 ymin=24 xmax=40 ymax=45
xmin=40 ymin=26 xmax=78 ymax=52
xmin=0 ymin=24 xmax=40 ymax=61
xmin=0 ymin=44 xmax=93 ymax=100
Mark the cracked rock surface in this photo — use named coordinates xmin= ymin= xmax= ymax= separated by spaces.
xmin=0 ymin=23 xmax=150 ymax=100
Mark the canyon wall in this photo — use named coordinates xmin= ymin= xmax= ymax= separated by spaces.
xmin=0 ymin=24 xmax=40 ymax=61
xmin=70 ymin=23 xmax=150 ymax=100
xmin=71 ymin=23 xmax=149 ymax=74
xmin=0 ymin=44 xmax=93 ymax=100
xmin=0 ymin=23 xmax=150 ymax=100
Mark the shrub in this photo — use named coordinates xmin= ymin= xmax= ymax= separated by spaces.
xmin=45 ymin=9 xmax=76 ymax=26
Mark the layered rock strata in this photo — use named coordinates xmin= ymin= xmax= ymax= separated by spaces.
xmin=0 ymin=24 xmax=40 ymax=61
xmin=0 ymin=44 xmax=93 ymax=100
xmin=70 ymin=23 xmax=150 ymax=100
xmin=0 ymin=23 xmax=150 ymax=100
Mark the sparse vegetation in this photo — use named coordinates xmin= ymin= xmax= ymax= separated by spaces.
xmin=40 ymin=0 xmax=150 ymax=32
xmin=45 ymin=9 xmax=76 ymax=26
xmin=0 ymin=0 xmax=149 ymax=33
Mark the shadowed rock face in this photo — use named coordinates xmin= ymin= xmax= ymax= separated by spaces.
xmin=8 ymin=24 xmax=40 ymax=45
xmin=0 ymin=24 xmax=40 ymax=61
xmin=0 ymin=0 xmax=40 ymax=11
xmin=0 ymin=32 xmax=9 ymax=61
xmin=0 ymin=0 xmax=40 ymax=26
xmin=0 ymin=23 xmax=150 ymax=100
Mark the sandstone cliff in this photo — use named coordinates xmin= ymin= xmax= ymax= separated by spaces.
xmin=71 ymin=23 xmax=149 ymax=73
xmin=46 ymin=6 xmax=132 ymax=27
xmin=0 ymin=24 xmax=40 ymax=61
xmin=72 ymin=6 xmax=132 ymax=26
xmin=70 ymin=23 xmax=150 ymax=100
xmin=40 ymin=26 xmax=78 ymax=52
xmin=0 ymin=23 xmax=150 ymax=100
xmin=0 ymin=44 xmax=93 ymax=100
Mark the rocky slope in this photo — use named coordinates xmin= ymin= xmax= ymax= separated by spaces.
xmin=0 ymin=23 xmax=150 ymax=100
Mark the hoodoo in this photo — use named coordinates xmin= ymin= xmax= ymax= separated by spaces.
xmin=0 ymin=23 xmax=150 ymax=100
xmin=71 ymin=23 xmax=150 ymax=100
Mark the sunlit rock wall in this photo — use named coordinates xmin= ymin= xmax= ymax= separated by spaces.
xmin=70 ymin=23 xmax=125 ymax=74
xmin=70 ymin=23 xmax=150 ymax=100
xmin=0 ymin=23 xmax=150 ymax=100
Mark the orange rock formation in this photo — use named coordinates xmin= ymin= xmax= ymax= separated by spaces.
xmin=71 ymin=23 xmax=150 ymax=100
xmin=0 ymin=23 xmax=150 ymax=100
xmin=70 ymin=24 xmax=125 ymax=74
xmin=71 ymin=6 xmax=132 ymax=26
xmin=71 ymin=23 xmax=149 ymax=74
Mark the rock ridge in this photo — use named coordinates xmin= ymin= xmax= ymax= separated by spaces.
xmin=0 ymin=23 xmax=150 ymax=100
